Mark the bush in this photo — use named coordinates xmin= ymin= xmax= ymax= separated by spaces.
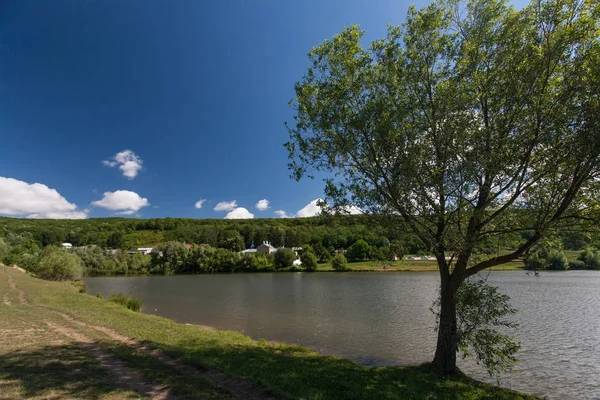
xmin=546 ymin=249 xmax=569 ymax=270
xmin=109 ymin=293 xmax=143 ymax=312
xmin=331 ymin=253 xmax=347 ymax=271
xmin=524 ymin=240 xmax=568 ymax=271
xmin=274 ymin=248 xmax=296 ymax=269
xmin=300 ymin=251 xmax=318 ymax=271
xmin=579 ymin=248 xmax=600 ymax=270
xmin=568 ymin=260 xmax=586 ymax=270
xmin=35 ymin=247 xmax=84 ymax=281
xmin=346 ymin=240 xmax=370 ymax=262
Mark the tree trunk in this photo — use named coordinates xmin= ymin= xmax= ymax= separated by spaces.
xmin=433 ymin=279 xmax=458 ymax=374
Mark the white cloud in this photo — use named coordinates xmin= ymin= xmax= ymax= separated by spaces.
xmin=91 ymin=190 xmax=150 ymax=214
xmin=341 ymin=205 xmax=363 ymax=215
xmin=194 ymin=199 xmax=206 ymax=209
xmin=276 ymin=199 xmax=361 ymax=218
xmin=102 ymin=149 xmax=143 ymax=179
xmin=214 ymin=200 xmax=237 ymax=212
xmin=296 ymin=198 xmax=323 ymax=218
xmin=0 ymin=176 xmax=88 ymax=219
xmin=255 ymin=199 xmax=269 ymax=211
xmin=224 ymin=207 xmax=254 ymax=219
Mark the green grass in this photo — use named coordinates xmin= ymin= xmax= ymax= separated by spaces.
xmin=316 ymin=259 xmax=525 ymax=272
xmin=108 ymin=293 xmax=143 ymax=312
xmin=2 ymin=266 xmax=538 ymax=400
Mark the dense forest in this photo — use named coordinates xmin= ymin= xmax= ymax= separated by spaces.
xmin=0 ymin=215 xmax=598 ymax=277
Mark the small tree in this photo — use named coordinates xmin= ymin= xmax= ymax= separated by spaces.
xmin=346 ymin=239 xmax=370 ymax=262
xmin=301 ymin=251 xmax=318 ymax=271
xmin=36 ymin=247 xmax=84 ymax=281
xmin=331 ymin=253 xmax=347 ymax=271
xmin=274 ymin=248 xmax=296 ymax=269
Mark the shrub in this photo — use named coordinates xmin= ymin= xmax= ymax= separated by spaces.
xmin=96 ymin=292 xmax=104 ymax=299
xmin=331 ymin=253 xmax=347 ymax=271
xmin=274 ymin=248 xmax=296 ymax=269
xmin=568 ymin=260 xmax=586 ymax=270
xmin=579 ymin=248 xmax=600 ymax=270
xmin=36 ymin=247 xmax=84 ymax=281
xmin=109 ymin=293 xmax=143 ymax=312
xmin=546 ymin=249 xmax=569 ymax=270
xmin=300 ymin=251 xmax=318 ymax=271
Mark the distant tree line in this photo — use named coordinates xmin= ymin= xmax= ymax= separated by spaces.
xmin=1 ymin=215 xmax=599 ymax=279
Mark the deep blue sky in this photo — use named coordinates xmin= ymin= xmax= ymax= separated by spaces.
xmin=0 ymin=0 xmax=528 ymax=219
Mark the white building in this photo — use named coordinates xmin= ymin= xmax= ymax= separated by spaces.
xmin=256 ymin=241 xmax=277 ymax=255
xmin=61 ymin=243 xmax=73 ymax=249
xmin=136 ymin=247 xmax=154 ymax=255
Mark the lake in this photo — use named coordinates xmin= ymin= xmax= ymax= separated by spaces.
xmin=85 ymin=271 xmax=600 ymax=400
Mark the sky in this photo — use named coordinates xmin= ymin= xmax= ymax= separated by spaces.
xmin=0 ymin=0 xmax=529 ymax=220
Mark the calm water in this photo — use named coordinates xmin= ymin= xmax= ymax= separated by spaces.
xmin=85 ymin=271 xmax=600 ymax=399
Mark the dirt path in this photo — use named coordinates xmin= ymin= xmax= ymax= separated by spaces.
xmin=45 ymin=321 xmax=175 ymax=400
xmin=0 ymin=266 xmax=277 ymax=400
xmin=52 ymin=311 xmax=277 ymax=400
xmin=7 ymin=274 xmax=28 ymax=305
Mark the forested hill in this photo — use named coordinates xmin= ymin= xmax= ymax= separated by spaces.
xmin=0 ymin=215 xmax=430 ymax=254
xmin=0 ymin=215 xmax=594 ymax=254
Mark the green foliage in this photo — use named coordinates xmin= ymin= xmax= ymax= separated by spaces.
xmin=300 ymin=251 xmax=318 ymax=271
xmin=546 ymin=250 xmax=569 ymax=271
xmin=96 ymin=292 xmax=104 ymax=299
xmin=108 ymin=293 xmax=143 ymax=312
xmin=578 ymin=248 xmax=600 ymax=270
xmin=35 ymin=247 xmax=84 ymax=281
xmin=432 ymin=280 xmax=520 ymax=381
xmin=331 ymin=253 xmax=347 ymax=271
xmin=525 ymin=238 xmax=569 ymax=271
xmin=568 ymin=260 xmax=586 ymax=270
xmin=0 ymin=238 xmax=9 ymax=263
xmin=346 ymin=240 xmax=370 ymax=262
xmin=106 ymin=232 xmax=124 ymax=249
xmin=274 ymin=248 xmax=296 ymax=269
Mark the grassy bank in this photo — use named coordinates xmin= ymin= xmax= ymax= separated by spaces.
xmin=315 ymin=259 xmax=525 ymax=272
xmin=0 ymin=265 xmax=537 ymax=400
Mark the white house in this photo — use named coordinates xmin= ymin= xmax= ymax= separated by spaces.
xmin=61 ymin=243 xmax=73 ymax=249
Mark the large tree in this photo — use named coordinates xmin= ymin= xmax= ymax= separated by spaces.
xmin=287 ymin=0 xmax=599 ymax=373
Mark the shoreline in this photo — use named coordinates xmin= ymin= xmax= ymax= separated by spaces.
xmin=1 ymin=265 xmax=538 ymax=399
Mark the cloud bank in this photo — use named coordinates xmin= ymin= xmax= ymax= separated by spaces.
xmin=102 ymin=150 xmax=143 ymax=179
xmin=194 ymin=199 xmax=206 ymax=209
xmin=0 ymin=176 xmax=87 ymax=219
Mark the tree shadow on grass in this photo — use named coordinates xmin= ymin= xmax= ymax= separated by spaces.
xmin=152 ymin=337 xmax=533 ymax=400
xmin=0 ymin=345 xmax=140 ymax=399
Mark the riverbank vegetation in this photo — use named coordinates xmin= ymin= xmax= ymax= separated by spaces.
xmin=0 ymin=266 xmax=538 ymax=399
xmin=0 ymin=216 xmax=597 ymax=278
